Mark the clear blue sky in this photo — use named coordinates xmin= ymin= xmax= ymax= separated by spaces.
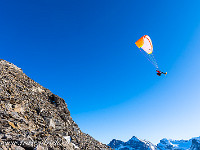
xmin=0 ymin=0 xmax=200 ymax=145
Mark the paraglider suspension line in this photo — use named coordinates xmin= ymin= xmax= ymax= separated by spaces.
xmin=139 ymin=49 xmax=158 ymax=69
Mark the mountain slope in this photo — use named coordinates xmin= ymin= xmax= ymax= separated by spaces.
xmin=0 ymin=59 xmax=112 ymax=150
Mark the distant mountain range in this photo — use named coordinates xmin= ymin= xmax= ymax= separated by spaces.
xmin=108 ymin=136 xmax=200 ymax=150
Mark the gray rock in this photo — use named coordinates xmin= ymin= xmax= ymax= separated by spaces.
xmin=11 ymin=144 xmax=25 ymax=150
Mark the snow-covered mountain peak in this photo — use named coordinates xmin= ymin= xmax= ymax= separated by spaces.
xmin=108 ymin=136 xmax=156 ymax=150
xmin=129 ymin=136 xmax=141 ymax=142
xmin=108 ymin=139 xmax=124 ymax=149
xmin=109 ymin=136 xmax=200 ymax=150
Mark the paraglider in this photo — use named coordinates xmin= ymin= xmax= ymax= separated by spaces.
xmin=156 ymin=70 xmax=167 ymax=76
xmin=135 ymin=35 xmax=167 ymax=76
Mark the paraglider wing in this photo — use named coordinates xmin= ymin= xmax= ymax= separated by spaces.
xmin=135 ymin=35 xmax=153 ymax=54
xmin=135 ymin=35 xmax=158 ymax=68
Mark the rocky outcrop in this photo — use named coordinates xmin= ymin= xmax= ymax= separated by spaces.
xmin=0 ymin=59 xmax=112 ymax=150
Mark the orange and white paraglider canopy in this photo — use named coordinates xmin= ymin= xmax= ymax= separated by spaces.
xmin=135 ymin=35 xmax=158 ymax=69
xmin=135 ymin=35 xmax=153 ymax=54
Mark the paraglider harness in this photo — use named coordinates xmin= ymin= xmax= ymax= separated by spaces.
xmin=156 ymin=70 xmax=167 ymax=76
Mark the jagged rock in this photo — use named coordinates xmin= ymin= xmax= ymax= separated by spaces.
xmin=0 ymin=59 xmax=112 ymax=150
xmin=34 ymin=145 xmax=45 ymax=150
xmin=1 ymin=145 xmax=7 ymax=150
xmin=11 ymin=144 xmax=25 ymax=150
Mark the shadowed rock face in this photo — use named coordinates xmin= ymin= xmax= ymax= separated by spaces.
xmin=0 ymin=59 xmax=112 ymax=150
xmin=108 ymin=139 xmax=124 ymax=149
xmin=190 ymin=139 xmax=200 ymax=150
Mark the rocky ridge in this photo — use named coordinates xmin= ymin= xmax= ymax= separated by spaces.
xmin=0 ymin=59 xmax=112 ymax=150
